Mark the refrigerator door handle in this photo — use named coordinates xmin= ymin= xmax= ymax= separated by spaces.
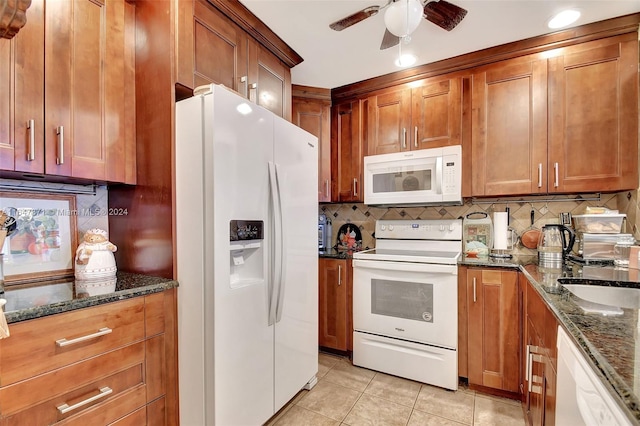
xmin=268 ymin=162 xmax=282 ymax=326
xmin=274 ymin=163 xmax=286 ymax=323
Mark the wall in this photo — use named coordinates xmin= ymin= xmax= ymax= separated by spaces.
xmin=320 ymin=193 xmax=620 ymax=255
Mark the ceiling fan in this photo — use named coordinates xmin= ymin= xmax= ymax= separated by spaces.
xmin=329 ymin=0 xmax=468 ymax=50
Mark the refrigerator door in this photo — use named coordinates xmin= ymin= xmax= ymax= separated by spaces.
xmin=272 ymin=117 xmax=319 ymax=410
xmin=209 ymin=87 xmax=275 ymax=425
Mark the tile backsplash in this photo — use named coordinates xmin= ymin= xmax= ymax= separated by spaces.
xmin=320 ymin=193 xmax=621 ymax=255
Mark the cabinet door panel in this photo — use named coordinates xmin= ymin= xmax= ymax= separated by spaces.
xmin=472 ymin=59 xmax=547 ymax=196
xmin=7 ymin=0 xmax=45 ymax=174
xmin=467 ymin=269 xmax=520 ymax=392
xmin=250 ymin=42 xmax=291 ymax=119
xmin=292 ymin=98 xmax=331 ymax=202
xmin=412 ymin=78 xmax=462 ymax=150
xmin=192 ymin=0 xmax=245 ymax=91
xmin=548 ymin=37 xmax=638 ymax=192
xmin=319 ymin=258 xmax=348 ymax=351
xmin=333 ymin=101 xmax=363 ymax=202
xmin=368 ymin=89 xmax=411 ymax=154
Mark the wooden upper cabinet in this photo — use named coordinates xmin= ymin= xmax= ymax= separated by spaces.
xmin=0 ymin=0 xmax=44 ymax=174
xmin=249 ymin=40 xmax=291 ymax=120
xmin=292 ymin=87 xmax=331 ymax=202
xmin=547 ymin=34 xmax=638 ymax=193
xmin=412 ymin=77 xmax=463 ymax=150
xmin=0 ymin=0 xmax=135 ymax=183
xmin=176 ymin=0 xmax=292 ymax=120
xmin=471 ymin=57 xmax=548 ymax=196
xmin=367 ymin=89 xmax=411 ymax=154
xmin=332 ymin=100 xmax=365 ymax=202
xmin=176 ymin=0 xmax=247 ymax=95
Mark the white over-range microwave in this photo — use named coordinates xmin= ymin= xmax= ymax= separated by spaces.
xmin=363 ymin=145 xmax=462 ymax=206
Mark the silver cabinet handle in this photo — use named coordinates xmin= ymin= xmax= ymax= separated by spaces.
xmin=414 ymin=126 xmax=418 ymax=148
xmin=338 ymin=265 xmax=342 ymax=286
xmin=473 ymin=277 xmax=477 ymax=303
xmin=56 ymin=327 xmax=112 ymax=347
xmin=249 ymin=82 xmax=257 ymax=103
xmin=538 ymin=163 xmax=542 ymax=188
xmin=56 ymin=126 xmax=64 ymax=165
xmin=240 ymin=76 xmax=248 ymax=97
xmin=554 ymin=162 xmax=559 ymax=188
xmin=325 ymin=179 xmax=329 ymax=197
xmin=402 ymin=128 xmax=407 ymax=149
xmin=27 ymin=119 xmax=35 ymax=161
xmin=57 ymin=387 xmax=113 ymax=414
xmin=353 ymin=178 xmax=358 ymax=196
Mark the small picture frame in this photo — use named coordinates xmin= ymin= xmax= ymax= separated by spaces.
xmin=1 ymin=192 xmax=78 ymax=284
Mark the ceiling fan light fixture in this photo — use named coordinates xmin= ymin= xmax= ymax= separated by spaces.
xmin=384 ymin=0 xmax=423 ymax=37
xmin=395 ymin=53 xmax=416 ymax=67
xmin=547 ymin=9 xmax=581 ymax=29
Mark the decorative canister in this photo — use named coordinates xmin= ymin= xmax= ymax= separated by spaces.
xmin=74 ymin=229 xmax=117 ymax=281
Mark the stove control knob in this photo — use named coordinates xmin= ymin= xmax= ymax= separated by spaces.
xmin=388 ymin=225 xmax=394 ymax=231
xmin=380 ymin=225 xmax=386 ymax=231
xmin=449 ymin=224 xmax=455 ymax=231
xmin=440 ymin=225 xmax=446 ymax=231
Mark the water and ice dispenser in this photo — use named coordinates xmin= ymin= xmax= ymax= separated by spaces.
xmin=229 ymin=220 xmax=264 ymax=288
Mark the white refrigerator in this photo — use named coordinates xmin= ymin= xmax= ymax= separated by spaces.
xmin=175 ymin=85 xmax=319 ymax=425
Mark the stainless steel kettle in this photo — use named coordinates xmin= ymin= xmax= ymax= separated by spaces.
xmin=537 ymin=224 xmax=575 ymax=265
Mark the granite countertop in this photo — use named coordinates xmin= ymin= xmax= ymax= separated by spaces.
xmin=461 ymin=254 xmax=640 ymax=423
xmin=2 ymin=272 xmax=179 ymax=324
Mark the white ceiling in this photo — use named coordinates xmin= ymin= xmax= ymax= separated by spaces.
xmin=240 ymin=0 xmax=640 ymax=89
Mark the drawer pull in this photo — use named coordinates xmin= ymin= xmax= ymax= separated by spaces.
xmin=57 ymin=386 xmax=113 ymax=414
xmin=56 ymin=327 xmax=112 ymax=347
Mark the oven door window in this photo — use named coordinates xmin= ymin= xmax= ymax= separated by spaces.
xmin=371 ymin=279 xmax=433 ymax=323
xmin=371 ymin=169 xmax=432 ymax=194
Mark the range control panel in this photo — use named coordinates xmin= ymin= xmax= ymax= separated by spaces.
xmin=375 ymin=219 xmax=462 ymax=241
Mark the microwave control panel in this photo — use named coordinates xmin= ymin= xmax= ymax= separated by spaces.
xmin=442 ymin=154 xmax=460 ymax=195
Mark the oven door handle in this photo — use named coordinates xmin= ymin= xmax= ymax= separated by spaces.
xmin=352 ymin=259 xmax=457 ymax=274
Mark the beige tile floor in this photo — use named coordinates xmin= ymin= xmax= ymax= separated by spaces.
xmin=266 ymin=353 xmax=527 ymax=426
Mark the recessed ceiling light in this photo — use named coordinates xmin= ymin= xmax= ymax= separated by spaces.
xmin=395 ymin=54 xmax=416 ymax=67
xmin=548 ymin=9 xmax=581 ymax=29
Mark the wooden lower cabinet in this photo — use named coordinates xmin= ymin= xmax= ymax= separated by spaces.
xmin=466 ymin=268 xmax=520 ymax=394
xmin=318 ymin=258 xmax=352 ymax=352
xmin=523 ymin=277 xmax=558 ymax=426
xmin=0 ymin=289 xmax=177 ymax=425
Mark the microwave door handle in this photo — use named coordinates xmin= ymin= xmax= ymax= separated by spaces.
xmin=435 ymin=157 xmax=443 ymax=193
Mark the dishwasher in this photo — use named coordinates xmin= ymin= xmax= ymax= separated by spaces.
xmin=556 ymin=327 xmax=632 ymax=425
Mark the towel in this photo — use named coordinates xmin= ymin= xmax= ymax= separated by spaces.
xmin=0 ymin=299 xmax=9 ymax=339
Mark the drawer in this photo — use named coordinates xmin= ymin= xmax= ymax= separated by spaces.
xmin=0 ymin=341 xmax=145 ymax=416
xmin=0 ymin=298 xmax=145 ymax=386
xmin=109 ymin=405 xmax=147 ymax=426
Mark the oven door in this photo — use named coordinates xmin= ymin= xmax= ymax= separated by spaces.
xmin=352 ymin=259 xmax=457 ymax=349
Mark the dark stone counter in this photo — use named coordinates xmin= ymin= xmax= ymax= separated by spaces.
xmin=3 ymin=272 xmax=178 ymax=324
xmin=461 ymin=254 xmax=640 ymax=424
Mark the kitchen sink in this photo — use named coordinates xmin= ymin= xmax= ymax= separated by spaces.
xmin=559 ymin=279 xmax=640 ymax=313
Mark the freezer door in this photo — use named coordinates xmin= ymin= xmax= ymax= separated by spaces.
xmin=209 ymin=87 xmax=275 ymax=426
xmin=273 ymin=117 xmax=319 ymax=411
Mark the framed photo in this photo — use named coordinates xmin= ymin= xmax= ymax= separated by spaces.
xmin=1 ymin=192 xmax=78 ymax=284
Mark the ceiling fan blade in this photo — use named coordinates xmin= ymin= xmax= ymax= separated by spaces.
xmin=423 ymin=0 xmax=468 ymax=31
xmin=329 ymin=6 xmax=380 ymax=31
xmin=380 ymin=28 xmax=400 ymax=50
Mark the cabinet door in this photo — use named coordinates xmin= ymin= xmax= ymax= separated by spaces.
xmin=411 ymin=77 xmax=462 ymax=150
xmin=0 ymin=0 xmax=44 ymax=174
xmin=44 ymin=0 xmax=133 ymax=181
xmin=367 ymin=89 xmax=411 ymax=154
xmin=292 ymin=97 xmax=331 ymax=202
xmin=548 ymin=35 xmax=638 ymax=193
xmin=177 ymin=0 xmax=247 ymax=94
xmin=248 ymin=40 xmax=291 ymax=120
xmin=471 ymin=58 xmax=548 ymax=196
xmin=467 ymin=269 xmax=520 ymax=392
xmin=318 ymin=258 xmax=348 ymax=351
xmin=332 ymin=100 xmax=364 ymax=202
